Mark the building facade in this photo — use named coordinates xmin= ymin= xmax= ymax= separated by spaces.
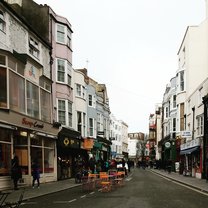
xmin=0 ymin=0 xmax=59 ymax=190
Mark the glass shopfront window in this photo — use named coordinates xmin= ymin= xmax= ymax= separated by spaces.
xmin=14 ymin=135 xmax=28 ymax=174
xmin=31 ymin=136 xmax=43 ymax=173
xmin=0 ymin=128 xmax=11 ymax=176
xmin=44 ymin=138 xmax=55 ymax=173
xmin=44 ymin=148 xmax=54 ymax=173
xmin=31 ymin=146 xmax=43 ymax=174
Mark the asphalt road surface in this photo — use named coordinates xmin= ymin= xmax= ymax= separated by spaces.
xmin=21 ymin=168 xmax=208 ymax=208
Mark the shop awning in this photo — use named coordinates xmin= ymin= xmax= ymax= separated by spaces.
xmin=58 ymin=127 xmax=81 ymax=139
xmin=180 ymin=146 xmax=199 ymax=155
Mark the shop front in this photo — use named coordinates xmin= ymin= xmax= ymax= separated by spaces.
xmin=57 ymin=127 xmax=89 ymax=180
xmin=180 ymin=138 xmax=202 ymax=178
xmin=0 ymin=111 xmax=59 ymax=190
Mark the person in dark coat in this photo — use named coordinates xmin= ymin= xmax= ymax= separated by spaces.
xmin=11 ymin=156 xmax=22 ymax=190
xmin=32 ymin=159 xmax=40 ymax=188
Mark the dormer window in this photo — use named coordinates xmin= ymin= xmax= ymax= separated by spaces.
xmin=29 ymin=37 xmax=39 ymax=59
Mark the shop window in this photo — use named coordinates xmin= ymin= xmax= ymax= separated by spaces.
xmin=0 ymin=66 xmax=7 ymax=108
xmin=44 ymin=148 xmax=54 ymax=173
xmin=9 ymin=71 xmax=25 ymax=113
xmin=0 ymin=129 xmax=11 ymax=176
xmin=31 ymin=136 xmax=42 ymax=146
xmin=14 ymin=135 xmax=28 ymax=174
xmin=31 ymin=147 xmax=43 ymax=174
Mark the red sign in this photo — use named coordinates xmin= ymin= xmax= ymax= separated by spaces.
xmin=22 ymin=118 xmax=44 ymax=129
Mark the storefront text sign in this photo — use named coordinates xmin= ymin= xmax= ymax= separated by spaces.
xmin=181 ymin=131 xmax=192 ymax=138
xmin=22 ymin=118 xmax=44 ymax=129
xmin=83 ymin=138 xmax=94 ymax=150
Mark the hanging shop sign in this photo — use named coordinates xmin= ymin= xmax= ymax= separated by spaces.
xmin=165 ymin=142 xmax=171 ymax=149
xmin=83 ymin=138 xmax=94 ymax=150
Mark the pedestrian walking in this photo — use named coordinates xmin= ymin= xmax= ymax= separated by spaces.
xmin=32 ymin=159 xmax=40 ymax=188
xmin=11 ymin=155 xmax=22 ymax=190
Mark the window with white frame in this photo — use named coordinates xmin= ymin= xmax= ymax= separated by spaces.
xmin=56 ymin=24 xmax=72 ymax=47
xmin=165 ymin=107 xmax=168 ymax=118
xmin=67 ymin=62 xmax=72 ymax=86
xmin=88 ymin=94 xmax=93 ymax=106
xmin=83 ymin=113 xmax=86 ymax=137
xmin=57 ymin=99 xmax=72 ymax=126
xmin=89 ymin=118 xmax=94 ymax=137
xmin=82 ymin=86 xmax=86 ymax=99
xmin=58 ymin=100 xmax=66 ymax=125
xmin=198 ymin=87 xmax=203 ymax=106
xmin=56 ymin=58 xmax=72 ymax=86
xmin=97 ymin=113 xmax=101 ymax=132
xmin=180 ymin=71 xmax=184 ymax=91
xmin=56 ymin=24 xmax=65 ymax=43
xmin=197 ymin=115 xmax=203 ymax=136
xmin=67 ymin=28 xmax=72 ymax=48
xmin=29 ymin=37 xmax=39 ymax=59
xmin=26 ymin=81 xmax=39 ymax=119
xmin=173 ymin=118 xmax=176 ymax=132
xmin=76 ymin=84 xmax=81 ymax=97
xmin=0 ymin=10 xmax=5 ymax=32
xmin=173 ymin=95 xmax=176 ymax=108
xmin=77 ymin=111 xmax=82 ymax=133
xmin=68 ymin=101 xmax=72 ymax=127
xmin=88 ymin=94 xmax=96 ymax=108
xmin=57 ymin=59 xmax=65 ymax=83
xmin=103 ymin=118 xmax=107 ymax=137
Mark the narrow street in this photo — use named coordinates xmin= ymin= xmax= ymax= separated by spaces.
xmin=21 ymin=168 xmax=208 ymax=208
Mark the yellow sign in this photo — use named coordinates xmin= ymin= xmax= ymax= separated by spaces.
xmin=63 ymin=138 xmax=69 ymax=146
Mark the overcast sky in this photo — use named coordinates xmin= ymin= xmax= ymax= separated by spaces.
xmin=34 ymin=0 xmax=205 ymax=133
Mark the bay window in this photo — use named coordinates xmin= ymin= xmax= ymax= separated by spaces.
xmin=27 ymin=81 xmax=39 ymax=119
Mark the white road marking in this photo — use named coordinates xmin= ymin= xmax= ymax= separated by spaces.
xmin=22 ymin=202 xmax=37 ymax=205
xmin=68 ymin=199 xmax=77 ymax=203
xmin=53 ymin=201 xmax=70 ymax=204
xmin=89 ymin=192 xmax=95 ymax=195
xmin=80 ymin=195 xmax=86 ymax=198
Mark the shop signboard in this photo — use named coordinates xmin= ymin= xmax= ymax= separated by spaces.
xmin=181 ymin=131 xmax=192 ymax=138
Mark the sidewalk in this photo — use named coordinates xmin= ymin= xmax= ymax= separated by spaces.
xmin=150 ymin=169 xmax=208 ymax=194
xmin=4 ymin=178 xmax=81 ymax=203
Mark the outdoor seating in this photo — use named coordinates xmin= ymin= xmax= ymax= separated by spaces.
xmin=81 ymin=175 xmax=96 ymax=192
xmin=99 ymin=174 xmax=111 ymax=192
xmin=114 ymin=171 xmax=125 ymax=187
